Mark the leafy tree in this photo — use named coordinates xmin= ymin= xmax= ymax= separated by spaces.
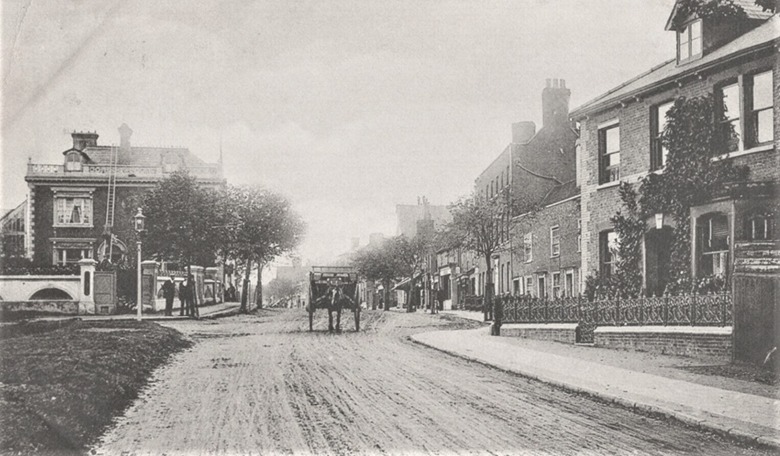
xmin=220 ymin=185 xmax=306 ymax=312
xmin=266 ymin=276 xmax=301 ymax=307
xmin=671 ymin=0 xmax=747 ymax=30
xmin=141 ymin=171 xmax=220 ymax=302
xmin=353 ymin=240 xmax=398 ymax=311
xmin=389 ymin=233 xmax=433 ymax=313
xmin=448 ymin=190 xmax=524 ymax=335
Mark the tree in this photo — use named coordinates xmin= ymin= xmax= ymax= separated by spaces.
xmin=266 ymin=276 xmax=301 ymax=307
xmin=142 ymin=171 xmax=220 ymax=313
xmin=390 ymin=233 xmax=434 ymax=312
xmin=353 ymin=242 xmax=397 ymax=311
xmin=448 ymin=190 xmax=523 ymax=335
xmin=221 ymin=185 xmax=306 ymax=313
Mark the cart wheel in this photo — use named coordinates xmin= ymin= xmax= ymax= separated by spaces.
xmin=354 ymin=306 xmax=360 ymax=332
xmin=308 ymin=309 xmax=314 ymax=332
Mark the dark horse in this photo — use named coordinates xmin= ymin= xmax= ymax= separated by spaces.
xmin=312 ymin=286 xmax=353 ymax=332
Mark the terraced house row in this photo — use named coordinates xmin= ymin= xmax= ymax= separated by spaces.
xmin=445 ymin=0 xmax=777 ymax=307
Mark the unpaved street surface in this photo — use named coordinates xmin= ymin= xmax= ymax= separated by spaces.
xmin=94 ymin=309 xmax=771 ymax=455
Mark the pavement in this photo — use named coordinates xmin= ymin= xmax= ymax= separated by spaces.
xmin=415 ymin=311 xmax=780 ymax=449
xmin=32 ymin=301 xmax=243 ymax=322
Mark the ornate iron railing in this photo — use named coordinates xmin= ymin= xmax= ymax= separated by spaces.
xmin=498 ymin=292 xmax=732 ymax=326
xmin=461 ymin=295 xmax=484 ymax=312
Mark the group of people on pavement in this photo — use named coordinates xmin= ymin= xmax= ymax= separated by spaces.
xmin=160 ymin=275 xmax=198 ymax=318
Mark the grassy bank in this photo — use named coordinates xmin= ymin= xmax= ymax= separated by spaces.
xmin=0 ymin=319 xmax=192 ymax=454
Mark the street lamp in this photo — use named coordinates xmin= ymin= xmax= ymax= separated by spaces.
xmin=134 ymin=207 xmax=146 ymax=321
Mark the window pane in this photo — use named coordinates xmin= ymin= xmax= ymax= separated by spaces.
xmin=690 ymin=21 xmax=701 ymax=55
xmin=752 ymin=71 xmax=772 ymax=110
xmin=679 ymin=26 xmax=689 ymax=60
xmin=756 ymin=109 xmax=773 ymax=144
xmin=605 ymin=127 xmax=620 ymax=153
xmin=721 ymin=83 xmax=740 ymax=120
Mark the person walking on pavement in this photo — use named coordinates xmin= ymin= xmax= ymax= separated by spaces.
xmin=162 ymin=275 xmax=176 ymax=316
xmin=179 ymin=277 xmax=189 ymax=316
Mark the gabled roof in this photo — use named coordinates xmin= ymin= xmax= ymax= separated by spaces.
xmin=665 ymin=0 xmax=773 ymax=31
xmin=571 ymin=14 xmax=778 ymax=119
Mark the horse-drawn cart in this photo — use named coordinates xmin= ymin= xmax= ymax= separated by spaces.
xmin=307 ymin=266 xmax=360 ymax=332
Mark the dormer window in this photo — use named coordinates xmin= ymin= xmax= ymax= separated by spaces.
xmin=678 ymin=19 xmax=702 ymax=63
xmin=65 ymin=152 xmax=83 ymax=171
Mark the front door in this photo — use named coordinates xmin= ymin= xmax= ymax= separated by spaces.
xmin=645 ymin=227 xmax=673 ymax=296
xmin=94 ymin=271 xmax=116 ymax=314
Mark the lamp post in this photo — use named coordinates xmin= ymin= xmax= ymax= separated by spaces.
xmin=134 ymin=208 xmax=146 ymax=321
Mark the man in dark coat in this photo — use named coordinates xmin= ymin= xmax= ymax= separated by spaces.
xmin=186 ymin=274 xmax=198 ymax=318
xmin=179 ymin=278 xmax=189 ymax=316
xmin=162 ymin=276 xmax=176 ymax=316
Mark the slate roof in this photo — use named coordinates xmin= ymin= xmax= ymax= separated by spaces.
xmin=572 ymin=14 xmax=778 ymax=118
xmin=665 ymin=0 xmax=774 ymax=30
xmin=540 ymin=180 xmax=579 ymax=207
xmin=76 ymin=145 xmax=208 ymax=167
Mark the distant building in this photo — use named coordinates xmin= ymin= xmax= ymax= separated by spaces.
xmin=469 ymin=79 xmax=580 ymax=300
xmin=396 ymin=196 xmax=451 ymax=238
xmin=0 ymin=200 xmax=26 ymax=258
xmin=25 ymin=124 xmax=224 ymax=266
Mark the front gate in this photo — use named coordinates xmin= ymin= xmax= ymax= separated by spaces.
xmin=94 ymin=271 xmax=117 ymax=314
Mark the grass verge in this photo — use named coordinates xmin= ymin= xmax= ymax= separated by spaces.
xmin=0 ymin=319 xmax=193 ymax=454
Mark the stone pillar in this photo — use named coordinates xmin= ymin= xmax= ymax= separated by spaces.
xmin=78 ymin=259 xmax=97 ymax=315
xmin=141 ymin=261 xmax=159 ymax=311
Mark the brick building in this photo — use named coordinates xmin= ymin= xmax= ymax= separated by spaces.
xmin=571 ymin=3 xmax=778 ymax=295
xmin=25 ymin=125 xmax=224 ymax=266
xmin=471 ymin=79 xmax=580 ymax=299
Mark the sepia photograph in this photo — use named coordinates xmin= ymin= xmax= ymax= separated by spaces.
xmin=0 ymin=0 xmax=778 ymax=454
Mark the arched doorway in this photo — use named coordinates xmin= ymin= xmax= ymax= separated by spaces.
xmin=645 ymin=226 xmax=673 ymax=296
xmin=97 ymin=237 xmax=128 ymax=265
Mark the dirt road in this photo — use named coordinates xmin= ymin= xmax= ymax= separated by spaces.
xmin=93 ymin=309 xmax=771 ymax=455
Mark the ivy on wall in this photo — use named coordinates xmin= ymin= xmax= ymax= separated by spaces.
xmin=671 ymin=0 xmax=748 ymax=29
xmin=586 ymin=94 xmax=748 ymax=298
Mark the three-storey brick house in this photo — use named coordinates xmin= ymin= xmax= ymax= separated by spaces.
xmin=571 ymin=2 xmax=777 ymax=295
xmin=25 ymin=125 xmax=224 ymax=266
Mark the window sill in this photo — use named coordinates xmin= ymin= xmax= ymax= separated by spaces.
xmin=713 ymin=144 xmax=774 ymax=162
xmin=53 ymin=224 xmax=94 ymax=229
xmin=596 ymin=181 xmax=621 ymax=191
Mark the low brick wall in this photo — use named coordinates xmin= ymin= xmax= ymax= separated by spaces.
xmin=594 ymin=326 xmax=733 ymax=361
xmin=501 ymin=323 xmax=578 ymax=344
xmin=0 ymin=300 xmax=80 ymax=316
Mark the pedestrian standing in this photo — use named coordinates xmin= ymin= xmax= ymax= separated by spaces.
xmin=179 ymin=277 xmax=189 ymax=316
xmin=186 ymin=274 xmax=199 ymax=318
xmin=162 ymin=275 xmax=176 ymax=316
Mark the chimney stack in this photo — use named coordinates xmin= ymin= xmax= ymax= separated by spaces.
xmin=542 ymin=78 xmax=571 ymax=129
xmin=118 ymin=123 xmax=133 ymax=150
xmin=71 ymin=131 xmax=99 ymax=150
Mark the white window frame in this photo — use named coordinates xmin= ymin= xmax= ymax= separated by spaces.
xmin=52 ymin=188 xmax=94 ymax=228
xmin=747 ymin=70 xmax=773 ymax=147
xmin=525 ymin=276 xmax=533 ymax=296
xmin=550 ymin=225 xmax=560 ymax=258
xmin=524 ymin=233 xmax=533 ymax=263
xmin=678 ymin=19 xmax=702 ymax=63
xmin=598 ymin=123 xmax=620 ymax=184
xmin=552 ymin=272 xmax=561 ymax=299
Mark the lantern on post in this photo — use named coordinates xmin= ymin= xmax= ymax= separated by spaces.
xmin=134 ymin=208 xmax=146 ymax=321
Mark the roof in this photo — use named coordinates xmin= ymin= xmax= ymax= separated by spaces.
xmin=540 ymin=180 xmax=579 ymax=207
xmin=665 ymin=0 xmax=774 ymax=30
xmin=572 ymin=14 xmax=779 ymax=118
xmin=76 ymin=145 xmax=207 ymax=167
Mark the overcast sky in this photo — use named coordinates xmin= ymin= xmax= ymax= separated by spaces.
xmin=1 ymin=0 xmax=676 ymax=261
